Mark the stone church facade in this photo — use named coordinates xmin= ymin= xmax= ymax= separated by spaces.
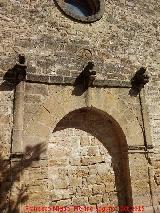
xmin=0 ymin=0 xmax=160 ymax=212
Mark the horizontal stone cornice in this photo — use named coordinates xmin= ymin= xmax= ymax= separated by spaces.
xmin=25 ymin=73 xmax=132 ymax=88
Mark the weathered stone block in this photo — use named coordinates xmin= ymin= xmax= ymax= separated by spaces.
xmin=92 ymin=184 xmax=105 ymax=195
xmin=54 ymin=179 xmax=69 ymax=189
xmin=88 ymin=146 xmax=100 ymax=156
xmin=70 ymin=176 xmax=82 ymax=187
xmin=88 ymin=195 xmax=103 ymax=204
xmin=80 ymin=136 xmax=90 ymax=146
xmin=25 ymin=84 xmax=48 ymax=96
xmin=72 ymin=197 xmax=88 ymax=205
xmin=76 ymin=187 xmax=92 ymax=197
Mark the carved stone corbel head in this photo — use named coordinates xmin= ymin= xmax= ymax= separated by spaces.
xmin=131 ymin=67 xmax=149 ymax=89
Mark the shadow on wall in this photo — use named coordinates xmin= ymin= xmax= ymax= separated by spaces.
xmin=129 ymin=67 xmax=150 ymax=97
xmin=0 ymin=56 xmax=27 ymax=92
xmin=72 ymin=62 xmax=96 ymax=96
xmin=0 ymin=143 xmax=45 ymax=213
xmin=0 ymin=81 xmax=15 ymax=92
xmin=53 ymin=107 xmax=133 ymax=208
xmin=0 ymin=70 xmax=17 ymax=92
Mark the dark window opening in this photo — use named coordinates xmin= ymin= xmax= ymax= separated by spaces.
xmin=55 ymin=0 xmax=104 ymax=22
xmin=64 ymin=0 xmax=98 ymax=17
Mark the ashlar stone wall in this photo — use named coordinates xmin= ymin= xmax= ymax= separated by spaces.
xmin=13 ymin=84 xmax=152 ymax=212
xmin=48 ymin=109 xmax=126 ymax=207
xmin=0 ymin=0 xmax=160 ymax=212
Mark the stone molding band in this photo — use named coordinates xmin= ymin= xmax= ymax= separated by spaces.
xmin=2 ymin=73 xmax=132 ymax=87
xmin=24 ymin=73 xmax=131 ymax=88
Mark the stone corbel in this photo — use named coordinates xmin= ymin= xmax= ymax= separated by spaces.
xmin=131 ymin=67 xmax=149 ymax=90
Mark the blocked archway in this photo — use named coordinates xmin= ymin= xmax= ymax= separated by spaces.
xmin=48 ymin=107 xmax=132 ymax=207
xmin=21 ymin=86 xmax=146 ymax=207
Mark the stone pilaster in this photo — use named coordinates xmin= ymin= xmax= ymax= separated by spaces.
xmin=11 ymin=81 xmax=25 ymax=154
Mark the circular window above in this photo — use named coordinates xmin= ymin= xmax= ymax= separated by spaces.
xmin=55 ymin=0 xmax=105 ymax=22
